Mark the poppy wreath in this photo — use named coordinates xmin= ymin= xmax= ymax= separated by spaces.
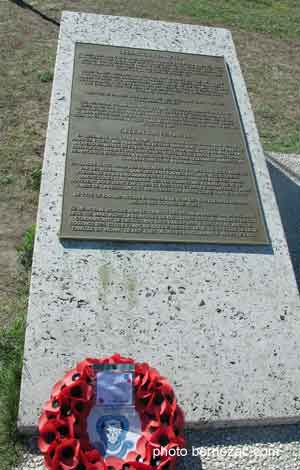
xmin=38 ymin=354 xmax=185 ymax=470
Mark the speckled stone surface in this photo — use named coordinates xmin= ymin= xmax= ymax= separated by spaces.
xmin=18 ymin=12 xmax=300 ymax=434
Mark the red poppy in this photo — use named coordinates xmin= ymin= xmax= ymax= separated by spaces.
xmin=77 ymin=434 xmax=92 ymax=452
xmin=126 ymin=462 xmax=152 ymax=470
xmin=61 ymin=379 xmax=93 ymax=402
xmin=154 ymin=399 xmax=175 ymax=426
xmin=38 ymin=420 xmax=57 ymax=453
xmin=75 ymin=449 xmax=107 ymax=470
xmin=134 ymin=363 xmax=148 ymax=385
xmin=155 ymin=381 xmax=177 ymax=413
xmin=142 ymin=419 xmax=160 ymax=439
xmin=71 ymin=398 xmax=93 ymax=420
xmin=39 ymin=416 xmax=76 ymax=452
xmin=135 ymin=436 xmax=153 ymax=465
xmin=109 ymin=353 xmax=134 ymax=365
xmin=73 ymin=418 xmax=87 ymax=435
xmin=60 ymin=368 xmax=82 ymax=387
xmin=77 ymin=359 xmax=99 ymax=378
xmin=43 ymin=398 xmax=63 ymax=416
xmin=171 ymin=406 xmax=184 ymax=437
xmin=126 ymin=451 xmax=141 ymax=462
xmin=134 ymin=365 xmax=157 ymax=394
xmin=44 ymin=441 xmax=58 ymax=468
xmin=52 ymin=438 xmax=80 ymax=469
xmin=136 ymin=435 xmax=147 ymax=456
xmin=87 ymin=462 xmax=108 ymax=470
xmin=105 ymin=455 xmax=124 ymax=470
xmin=157 ymin=458 xmax=176 ymax=470
xmin=149 ymin=425 xmax=180 ymax=451
xmin=85 ymin=449 xmax=103 ymax=463
xmin=51 ymin=379 xmax=66 ymax=397
xmin=38 ymin=413 xmax=50 ymax=433
xmin=146 ymin=379 xmax=177 ymax=414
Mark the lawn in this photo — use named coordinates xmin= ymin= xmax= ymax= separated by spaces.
xmin=0 ymin=0 xmax=299 ymax=468
xmin=177 ymin=0 xmax=300 ymax=39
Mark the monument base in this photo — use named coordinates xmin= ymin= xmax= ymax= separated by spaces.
xmin=18 ymin=12 xmax=300 ymax=434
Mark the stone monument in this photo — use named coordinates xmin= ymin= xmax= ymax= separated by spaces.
xmin=18 ymin=12 xmax=300 ymax=434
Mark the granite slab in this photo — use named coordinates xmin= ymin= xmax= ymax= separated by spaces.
xmin=18 ymin=12 xmax=300 ymax=433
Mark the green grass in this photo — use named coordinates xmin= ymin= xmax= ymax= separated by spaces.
xmin=263 ymin=121 xmax=300 ymax=153
xmin=0 ymin=175 xmax=15 ymax=186
xmin=38 ymin=70 xmax=53 ymax=83
xmin=29 ymin=166 xmax=42 ymax=191
xmin=17 ymin=225 xmax=36 ymax=271
xmin=0 ymin=282 xmax=28 ymax=469
xmin=177 ymin=0 xmax=300 ymax=39
xmin=0 ymin=225 xmax=34 ymax=469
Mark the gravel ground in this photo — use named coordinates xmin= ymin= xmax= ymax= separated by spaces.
xmin=14 ymin=152 xmax=300 ymax=470
xmin=14 ymin=426 xmax=300 ymax=470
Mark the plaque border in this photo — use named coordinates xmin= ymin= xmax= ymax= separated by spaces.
xmin=59 ymin=42 xmax=270 ymax=246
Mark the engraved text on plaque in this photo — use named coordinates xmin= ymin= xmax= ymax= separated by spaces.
xmin=60 ymin=43 xmax=269 ymax=244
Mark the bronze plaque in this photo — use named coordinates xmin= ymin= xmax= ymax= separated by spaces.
xmin=60 ymin=43 xmax=269 ymax=244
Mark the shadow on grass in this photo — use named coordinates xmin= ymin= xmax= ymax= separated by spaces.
xmin=8 ymin=0 xmax=59 ymax=26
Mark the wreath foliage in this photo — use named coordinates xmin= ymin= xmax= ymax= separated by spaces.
xmin=38 ymin=354 xmax=185 ymax=470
